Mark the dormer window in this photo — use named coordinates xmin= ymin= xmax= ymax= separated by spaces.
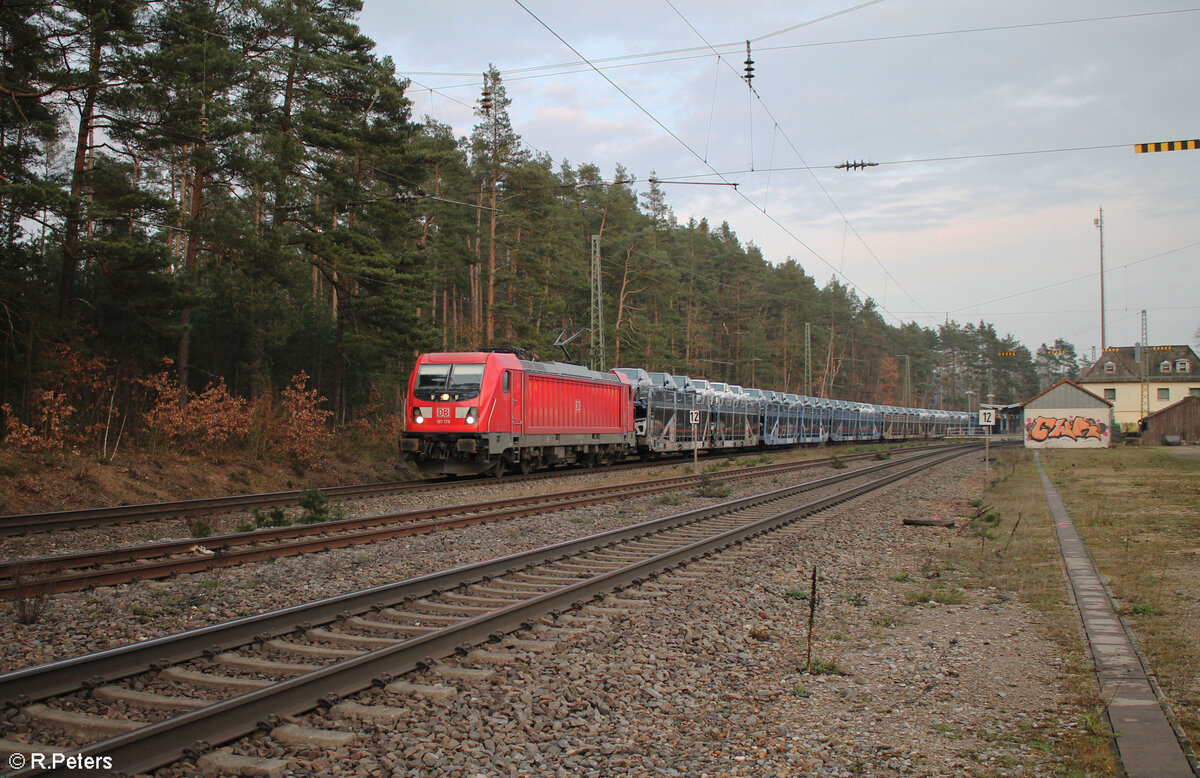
xmin=1103 ymin=362 xmax=1116 ymax=374
xmin=1160 ymin=360 xmax=1172 ymax=374
xmin=1176 ymin=360 xmax=1190 ymax=374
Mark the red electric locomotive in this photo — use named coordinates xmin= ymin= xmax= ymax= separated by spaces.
xmin=400 ymin=351 xmax=636 ymax=476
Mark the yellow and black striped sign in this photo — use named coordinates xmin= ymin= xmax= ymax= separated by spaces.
xmin=1135 ymin=139 xmax=1199 ymax=153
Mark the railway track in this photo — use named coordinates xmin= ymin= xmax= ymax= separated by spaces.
xmin=0 ymin=446 xmax=970 ymax=599
xmin=0 ymin=444 xmax=975 ymax=777
xmin=0 ymin=443 xmax=940 ymax=537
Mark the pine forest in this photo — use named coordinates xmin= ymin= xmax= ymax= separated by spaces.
xmin=1 ymin=1 xmax=1067 ymax=465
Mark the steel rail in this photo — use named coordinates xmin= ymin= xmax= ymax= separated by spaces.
xmin=0 ymin=447 xmax=963 ymax=598
xmin=10 ymin=446 xmax=972 ymax=778
xmin=0 ymin=480 xmax=434 ymax=536
xmin=0 ymin=444 xmax=970 ymax=711
xmin=0 ymin=444 xmax=939 ymax=536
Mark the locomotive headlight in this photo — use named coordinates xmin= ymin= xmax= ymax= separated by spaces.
xmin=440 ymin=393 xmax=450 ymax=401
xmin=412 ymin=407 xmax=426 ymax=425
xmin=465 ymin=407 xmax=479 ymax=425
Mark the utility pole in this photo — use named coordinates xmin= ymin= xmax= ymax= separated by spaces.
xmin=1140 ymin=309 xmax=1149 ymax=421
xmin=1095 ymin=207 xmax=1106 ymax=350
xmin=590 ymin=235 xmax=604 ymax=371
xmin=895 ymin=354 xmax=911 ymax=406
xmin=804 ymin=322 xmax=812 ymax=397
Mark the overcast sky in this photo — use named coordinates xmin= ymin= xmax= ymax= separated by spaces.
xmin=361 ymin=1 xmax=1199 ymax=360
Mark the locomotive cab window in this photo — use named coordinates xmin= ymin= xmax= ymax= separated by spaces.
xmin=415 ymin=363 xmax=485 ymax=401
xmin=503 ymin=370 xmax=511 ymax=393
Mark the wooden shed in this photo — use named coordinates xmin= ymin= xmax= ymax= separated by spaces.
xmin=1022 ymin=379 xmax=1113 ymax=449
xmin=1139 ymin=395 xmax=1200 ymax=446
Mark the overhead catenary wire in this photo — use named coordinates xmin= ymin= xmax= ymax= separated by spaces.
xmin=749 ymin=0 xmax=888 ymax=43
xmin=395 ymin=8 xmax=1200 ymax=84
xmin=946 ymin=239 xmax=1200 ymax=315
xmin=513 ymin=0 xmax=914 ymax=327
xmin=649 ymin=141 xmax=1137 ymax=180
xmin=664 ymin=0 xmax=935 ymax=325
xmin=45 ymin=0 xmax=1194 ymax=342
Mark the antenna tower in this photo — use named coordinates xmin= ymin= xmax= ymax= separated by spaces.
xmin=590 ymin=235 xmax=604 ymax=371
xmin=1095 ymin=207 xmax=1106 ymax=349
xmin=1140 ymin=309 xmax=1149 ymax=420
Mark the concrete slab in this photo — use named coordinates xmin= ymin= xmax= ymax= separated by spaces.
xmin=198 ymin=751 xmax=288 ymax=777
xmin=305 ymin=627 xmax=395 ymax=648
xmin=1036 ymin=456 xmax=1196 ymax=778
xmin=93 ymin=685 xmax=208 ymax=711
xmin=432 ymin=665 xmax=493 ymax=683
xmin=270 ymin=723 xmax=357 ymax=748
xmin=502 ymin=637 xmax=559 ymax=652
xmin=21 ymin=704 xmax=144 ymax=739
xmin=384 ymin=680 xmax=457 ymax=699
xmin=0 ymin=739 xmax=67 ymax=758
xmin=344 ymin=615 xmax=434 ymax=636
xmin=465 ymin=649 xmax=515 ymax=664
xmin=264 ymin=638 xmax=362 ymax=660
xmin=160 ymin=666 xmax=272 ymax=692
xmin=215 ymin=653 xmax=319 ymax=676
xmin=330 ymin=701 xmax=408 ymax=722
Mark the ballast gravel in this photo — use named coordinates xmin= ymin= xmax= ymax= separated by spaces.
xmin=0 ymin=458 xmax=842 ymax=670
xmin=257 ymin=457 xmax=1073 ymax=777
xmin=3 ymin=455 xmax=1082 ymax=775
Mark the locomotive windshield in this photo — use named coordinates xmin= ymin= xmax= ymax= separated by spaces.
xmin=414 ymin=363 xmax=485 ymax=401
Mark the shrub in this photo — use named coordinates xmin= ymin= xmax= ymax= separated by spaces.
xmin=342 ymin=388 xmax=405 ymax=454
xmin=298 ymin=487 xmax=344 ymax=524
xmin=11 ymin=570 xmax=51 ymax=625
xmin=970 ymin=511 xmax=1002 ymax=539
xmin=2 ymin=391 xmax=83 ymax=454
xmin=252 ymin=506 xmax=291 ymax=528
xmin=904 ymin=586 xmax=968 ymax=605
xmin=185 ymin=517 xmax=214 ymax=538
xmin=278 ymin=372 xmax=333 ymax=468
xmin=141 ymin=362 xmax=250 ymax=455
xmin=1 ymin=342 xmax=114 ymax=455
xmin=803 ymin=657 xmax=844 ymax=676
xmin=697 ymin=474 xmax=731 ymax=498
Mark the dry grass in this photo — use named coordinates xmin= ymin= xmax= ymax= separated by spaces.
xmin=936 ymin=448 xmax=1117 ymax=774
xmin=1039 ymin=447 xmax=1200 ymax=759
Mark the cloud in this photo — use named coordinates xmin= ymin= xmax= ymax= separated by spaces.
xmin=367 ymin=0 xmax=1200 ymax=352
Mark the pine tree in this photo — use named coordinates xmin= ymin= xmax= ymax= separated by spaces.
xmin=106 ymin=0 xmax=255 ymax=395
xmin=469 ymin=66 xmax=529 ymax=344
xmin=0 ymin=0 xmax=65 ymax=411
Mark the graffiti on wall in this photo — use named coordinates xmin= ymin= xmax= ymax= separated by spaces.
xmin=1025 ymin=415 xmax=1107 ymax=443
